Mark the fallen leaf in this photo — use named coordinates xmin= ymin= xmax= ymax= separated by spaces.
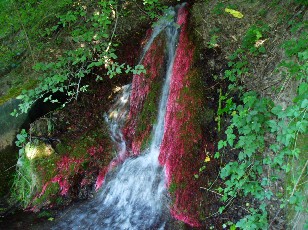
xmin=225 ymin=8 xmax=244 ymax=18
xmin=254 ymin=38 xmax=268 ymax=47
xmin=204 ymin=156 xmax=211 ymax=162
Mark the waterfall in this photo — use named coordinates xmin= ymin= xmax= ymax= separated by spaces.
xmin=105 ymin=84 xmax=131 ymax=165
xmin=54 ymin=4 xmax=184 ymax=230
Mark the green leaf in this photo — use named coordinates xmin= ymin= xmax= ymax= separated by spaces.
xmin=219 ymin=206 xmax=225 ymax=214
xmin=116 ymin=66 xmax=122 ymax=74
xmin=289 ymin=195 xmax=297 ymax=204
xmin=301 ymin=99 xmax=308 ymax=109
xmin=271 ymin=105 xmax=283 ymax=118
xmin=267 ymin=120 xmax=278 ymax=133
xmin=218 ymin=140 xmax=227 ymax=150
xmin=298 ymin=83 xmax=308 ymax=95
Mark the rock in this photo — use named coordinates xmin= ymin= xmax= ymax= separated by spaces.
xmin=30 ymin=117 xmax=54 ymax=137
xmin=25 ymin=142 xmax=54 ymax=160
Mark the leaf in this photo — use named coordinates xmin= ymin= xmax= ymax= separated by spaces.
xmin=258 ymin=46 xmax=266 ymax=53
xmin=204 ymin=156 xmax=211 ymax=162
xmin=289 ymin=195 xmax=297 ymax=204
xmin=298 ymin=50 xmax=308 ymax=61
xmin=225 ymin=8 xmax=244 ymax=18
xmin=267 ymin=120 xmax=278 ymax=133
xmin=271 ymin=105 xmax=283 ymax=118
xmin=218 ymin=140 xmax=227 ymax=150
xmin=219 ymin=206 xmax=226 ymax=214
xmin=227 ymin=134 xmax=236 ymax=146
xmin=301 ymin=99 xmax=308 ymax=109
xmin=199 ymin=165 xmax=206 ymax=172
xmin=298 ymin=83 xmax=308 ymax=95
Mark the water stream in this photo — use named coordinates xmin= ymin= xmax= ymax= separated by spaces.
xmin=54 ymin=5 xmax=183 ymax=229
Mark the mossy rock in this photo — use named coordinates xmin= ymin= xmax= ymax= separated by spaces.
xmin=25 ymin=142 xmax=54 ymax=160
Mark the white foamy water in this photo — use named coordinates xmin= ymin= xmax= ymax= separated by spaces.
xmin=54 ymin=5 xmax=183 ymax=229
xmin=105 ymin=84 xmax=131 ymax=162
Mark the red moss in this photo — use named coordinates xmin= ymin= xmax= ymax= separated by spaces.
xmin=95 ymin=167 xmax=108 ymax=191
xmin=123 ymin=31 xmax=166 ymax=155
xmin=52 ymin=175 xmax=70 ymax=196
xmin=47 ymin=155 xmax=83 ymax=195
xmin=35 ymin=142 xmax=112 ymax=204
xmin=158 ymin=6 xmax=214 ymax=227
xmin=87 ymin=145 xmax=113 ymax=190
xmin=38 ymin=181 xmax=51 ymax=197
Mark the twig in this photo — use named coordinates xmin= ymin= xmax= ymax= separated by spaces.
xmin=269 ymin=208 xmax=282 ymax=228
xmin=108 ymin=6 xmax=119 ymax=47
xmin=3 ymin=164 xmax=17 ymax=173
xmin=75 ymin=66 xmax=84 ymax=101
xmin=290 ymin=159 xmax=308 ymax=198
xmin=133 ymin=1 xmax=149 ymax=17
xmin=275 ymin=74 xmax=292 ymax=101
xmin=204 ymin=82 xmax=221 ymax=91
xmin=200 ymin=187 xmax=223 ymax=196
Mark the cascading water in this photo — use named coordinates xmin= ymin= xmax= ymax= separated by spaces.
xmin=105 ymin=84 xmax=131 ymax=165
xmin=54 ymin=4 xmax=184 ymax=229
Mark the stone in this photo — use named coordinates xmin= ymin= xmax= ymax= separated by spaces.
xmin=25 ymin=142 xmax=54 ymax=160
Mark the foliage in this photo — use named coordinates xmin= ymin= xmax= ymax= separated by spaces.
xmin=0 ymin=0 xmax=72 ymax=75
xmin=211 ymin=14 xmax=308 ymax=230
xmin=207 ymin=35 xmax=219 ymax=48
xmin=141 ymin=0 xmax=168 ymax=19
xmin=11 ymin=129 xmax=36 ymax=207
xmin=0 ymin=0 xmax=167 ymax=116
xmin=10 ymin=0 xmax=154 ymax=116
xmin=294 ymin=0 xmax=308 ymax=6
xmin=241 ymin=24 xmax=269 ymax=55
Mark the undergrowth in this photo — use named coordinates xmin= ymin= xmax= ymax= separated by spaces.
xmin=0 ymin=0 xmax=168 ymax=113
xmin=210 ymin=6 xmax=308 ymax=230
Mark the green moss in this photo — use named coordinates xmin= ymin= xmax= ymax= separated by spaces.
xmin=55 ymin=126 xmax=107 ymax=157
xmin=137 ymin=81 xmax=162 ymax=134
xmin=135 ymin=80 xmax=163 ymax=151
xmin=176 ymin=70 xmax=206 ymax=151
xmin=32 ymin=183 xmax=60 ymax=207
xmin=140 ymin=134 xmax=152 ymax=151
xmin=0 ymin=79 xmax=38 ymax=105
xmin=11 ymin=141 xmax=60 ymax=207
xmin=169 ymin=182 xmax=177 ymax=194
xmin=286 ymin=134 xmax=308 ymax=228
xmin=33 ymin=153 xmax=59 ymax=182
